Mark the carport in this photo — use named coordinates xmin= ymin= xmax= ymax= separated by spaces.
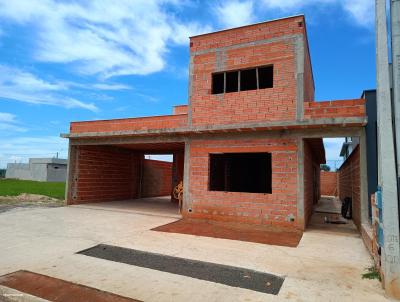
xmin=65 ymin=138 xmax=185 ymax=217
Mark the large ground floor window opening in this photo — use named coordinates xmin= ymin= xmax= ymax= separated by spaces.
xmin=209 ymin=152 xmax=272 ymax=194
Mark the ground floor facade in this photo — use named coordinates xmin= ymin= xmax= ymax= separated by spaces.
xmin=65 ymin=126 xmax=368 ymax=232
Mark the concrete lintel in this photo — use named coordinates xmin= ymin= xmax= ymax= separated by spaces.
xmin=62 ymin=117 xmax=367 ymax=140
xmin=191 ymin=34 xmax=302 ymax=56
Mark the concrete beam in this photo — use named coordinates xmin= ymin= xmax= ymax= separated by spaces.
xmin=62 ymin=117 xmax=367 ymax=140
xmin=191 ymin=34 xmax=302 ymax=56
xmin=66 ymin=127 xmax=364 ymax=147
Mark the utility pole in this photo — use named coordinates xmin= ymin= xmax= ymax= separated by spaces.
xmin=376 ymin=0 xmax=400 ymax=297
xmin=392 ymin=0 xmax=400 ymax=177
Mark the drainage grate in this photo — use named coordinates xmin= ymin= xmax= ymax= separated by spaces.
xmin=78 ymin=244 xmax=284 ymax=295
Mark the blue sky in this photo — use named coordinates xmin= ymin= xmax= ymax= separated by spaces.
xmin=0 ymin=0 xmax=375 ymax=168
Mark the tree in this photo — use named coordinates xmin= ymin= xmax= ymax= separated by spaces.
xmin=320 ymin=164 xmax=331 ymax=172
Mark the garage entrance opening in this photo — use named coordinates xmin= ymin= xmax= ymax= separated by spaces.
xmin=67 ymin=142 xmax=185 ymax=217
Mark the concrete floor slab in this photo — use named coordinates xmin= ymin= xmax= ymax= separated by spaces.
xmin=0 ymin=200 xmax=393 ymax=302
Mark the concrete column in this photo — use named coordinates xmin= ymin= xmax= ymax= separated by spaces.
xmin=65 ymin=143 xmax=78 ymax=205
xmin=182 ymin=139 xmax=192 ymax=213
xmin=359 ymin=129 xmax=369 ymax=224
xmin=297 ymin=138 xmax=305 ymax=230
xmin=376 ymin=0 xmax=400 ymax=297
xmin=295 ymin=36 xmax=305 ymax=120
xmin=391 ymin=0 xmax=400 ymax=179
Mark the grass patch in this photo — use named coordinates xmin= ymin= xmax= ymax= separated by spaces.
xmin=0 ymin=179 xmax=65 ymax=200
xmin=362 ymin=266 xmax=381 ymax=281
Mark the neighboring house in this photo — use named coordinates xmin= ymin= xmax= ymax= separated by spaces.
xmin=6 ymin=158 xmax=67 ymax=182
xmin=62 ymin=15 xmax=368 ymax=232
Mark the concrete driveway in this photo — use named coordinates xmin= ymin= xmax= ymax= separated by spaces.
xmin=0 ymin=203 xmax=392 ymax=302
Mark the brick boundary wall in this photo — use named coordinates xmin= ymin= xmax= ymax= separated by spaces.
xmin=320 ymin=171 xmax=338 ymax=196
xmin=141 ymin=159 xmax=173 ymax=198
xmin=337 ymin=145 xmax=360 ymax=229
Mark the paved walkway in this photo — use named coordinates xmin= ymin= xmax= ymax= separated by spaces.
xmin=0 ymin=199 xmax=392 ymax=302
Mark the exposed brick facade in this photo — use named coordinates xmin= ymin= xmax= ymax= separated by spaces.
xmin=320 ymin=171 xmax=338 ymax=196
xmin=65 ymin=16 xmax=366 ymax=233
xmin=189 ymin=17 xmax=304 ymax=127
xmin=186 ymin=138 xmax=299 ymax=228
xmin=338 ymin=146 xmax=360 ymax=229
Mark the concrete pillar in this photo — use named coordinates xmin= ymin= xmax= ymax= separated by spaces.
xmin=359 ymin=129 xmax=369 ymax=224
xmin=65 ymin=144 xmax=78 ymax=205
xmin=297 ymin=138 xmax=305 ymax=230
xmin=376 ymin=0 xmax=400 ymax=297
xmin=391 ymin=0 xmax=400 ymax=179
xmin=182 ymin=139 xmax=192 ymax=213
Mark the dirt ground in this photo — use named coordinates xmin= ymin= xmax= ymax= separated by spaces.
xmin=0 ymin=193 xmax=64 ymax=213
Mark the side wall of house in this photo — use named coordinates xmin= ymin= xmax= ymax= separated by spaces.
xmin=141 ymin=159 xmax=173 ymax=198
xmin=338 ymin=146 xmax=361 ymax=229
xmin=185 ymin=138 xmax=300 ymax=229
xmin=320 ymin=171 xmax=338 ymax=196
xmin=67 ymin=145 xmax=142 ymax=204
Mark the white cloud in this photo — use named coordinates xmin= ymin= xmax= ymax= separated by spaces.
xmin=0 ymin=65 xmax=98 ymax=111
xmin=0 ymin=0 xmax=211 ymax=78
xmin=0 ymin=112 xmax=16 ymax=123
xmin=259 ymin=0 xmax=374 ymax=27
xmin=215 ymin=0 xmax=255 ymax=28
xmin=0 ymin=136 xmax=68 ymax=168
xmin=323 ymin=137 xmax=345 ymax=169
xmin=341 ymin=0 xmax=374 ymax=27
xmin=91 ymin=83 xmax=131 ymax=91
xmin=0 ymin=112 xmax=27 ymax=132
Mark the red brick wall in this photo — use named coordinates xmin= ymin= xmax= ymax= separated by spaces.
xmin=173 ymin=105 xmax=188 ymax=115
xmin=320 ymin=171 xmax=338 ymax=196
xmin=304 ymin=99 xmax=366 ymax=119
xmin=186 ymin=138 xmax=299 ymax=229
xmin=338 ymin=146 xmax=360 ymax=229
xmin=141 ymin=159 xmax=173 ymax=198
xmin=69 ymin=145 xmax=141 ymax=204
xmin=189 ymin=16 xmax=305 ymax=127
xmin=70 ymin=114 xmax=187 ymax=133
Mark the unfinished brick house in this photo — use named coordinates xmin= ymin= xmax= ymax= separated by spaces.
xmin=62 ymin=15 xmax=368 ymax=231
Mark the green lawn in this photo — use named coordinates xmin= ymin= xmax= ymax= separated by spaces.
xmin=0 ymin=179 xmax=65 ymax=200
